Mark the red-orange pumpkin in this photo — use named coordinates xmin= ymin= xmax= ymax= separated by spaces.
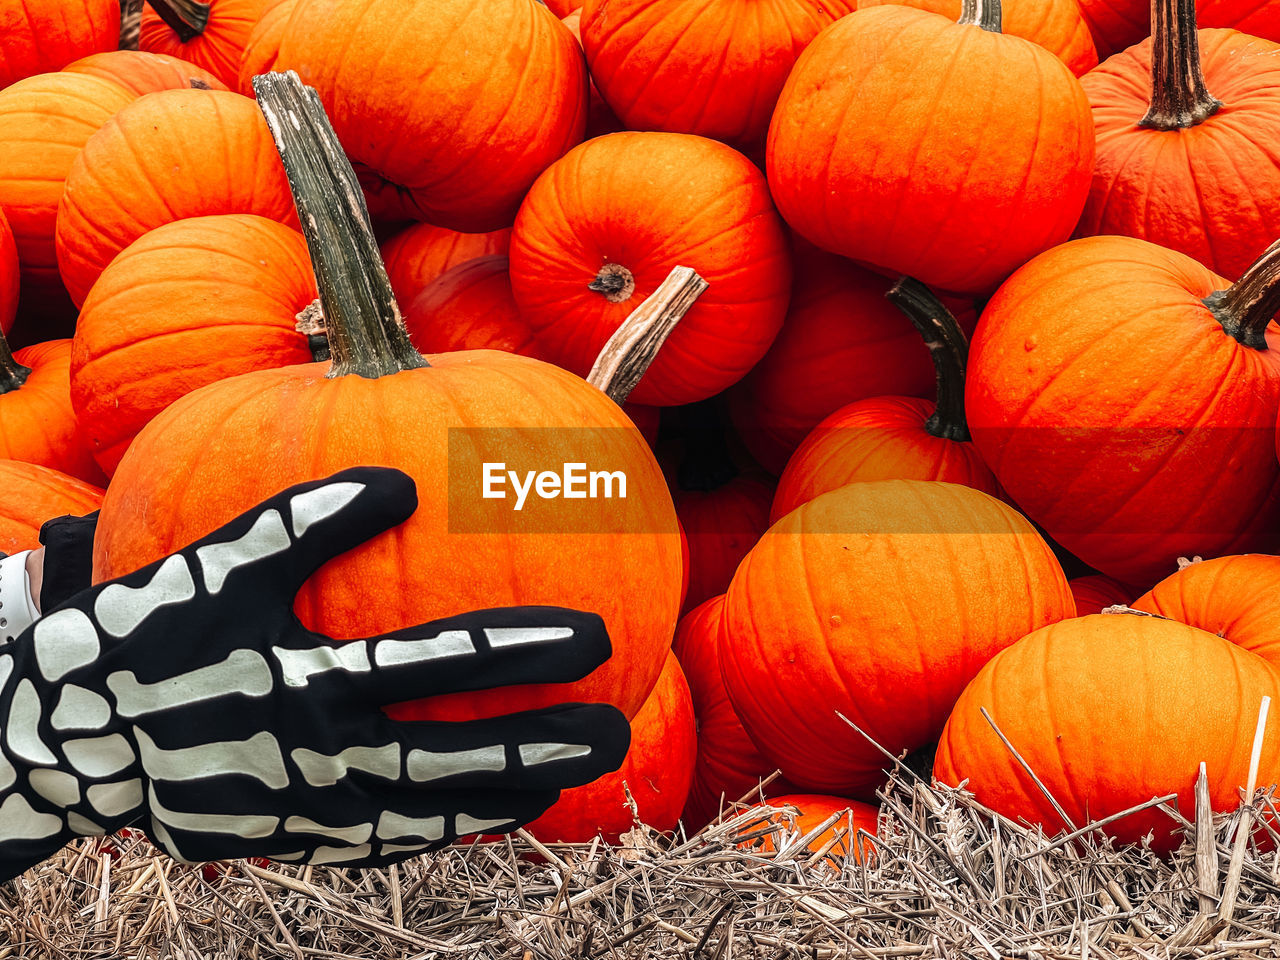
xmin=1078 ymin=0 xmax=1280 ymax=58
xmin=402 ymin=255 xmax=538 ymax=359
xmin=379 ymin=223 xmax=512 ymax=309
xmin=56 ymin=88 xmax=296 ymax=306
xmin=0 ymin=461 xmax=103 ymax=556
xmin=966 ymin=235 xmax=1280 ymax=586
xmin=272 ymin=0 xmax=587 ymax=232
xmin=1076 ymin=1 xmax=1280 ymax=281
xmin=770 ymin=279 xmax=1000 ymax=521
xmin=70 ymin=215 xmax=318 ymax=477
xmin=720 ymin=480 xmax=1074 ymax=797
xmin=934 ymin=615 xmax=1280 ymax=853
xmin=579 ymin=0 xmax=856 ymax=153
xmin=236 ymin=0 xmax=296 ymax=95
xmin=0 ymin=0 xmax=120 ymax=90
xmin=745 ymin=794 xmax=879 ymax=861
xmin=63 ymin=50 xmax=228 ymax=95
xmin=0 ymin=208 xmax=15 ymax=336
xmin=509 ymin=132 xmax=792 ymax=406
xmin=1068 ymin=574 xmax=1133 ymax=616
xmin=141 ymin=0 xmax=270 ymax=90
xmin=767 ymin=3 xmax=1095 ymax=295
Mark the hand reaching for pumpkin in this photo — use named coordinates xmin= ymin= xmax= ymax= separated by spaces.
xmin=0 ymin=467 xmax=630 ymax=882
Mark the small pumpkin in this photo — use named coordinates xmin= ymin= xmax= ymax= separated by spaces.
xmin=1069 ymin=574 xmax=1133 ymax=616
xmin=379 ymin=223 xmax=512 ymax=309
xmin=141 ymin=0 xmax=269 ymax=90
xmin=0 ymin=0 xmax=121 ymax=90
xmin=767 ymin=0 xmax=1095 ymax=295
xmin=0 ymin=460 xmax=103 ymax=556
xmin=743 ymin=794 xmax=879 ymax=861
xmin=63 ymin=49 xmax=228 ymax=95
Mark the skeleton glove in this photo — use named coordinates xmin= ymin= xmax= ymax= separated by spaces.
xmin=0 ymin=467 xmax=630 ymax=881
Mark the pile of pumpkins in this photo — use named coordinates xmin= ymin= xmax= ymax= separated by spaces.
xmin=2 ymin=0 xmax=1280 ymax=858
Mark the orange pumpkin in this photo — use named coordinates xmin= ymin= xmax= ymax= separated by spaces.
xmin=1134 ymin=555 xmax=1280 ymax=665
xmin=273 ymin=0 xmax=587 ymax=232
xmin=0 ymin=0 xmax=120 ymax=90
xmin=141 ymin=0 xmax=269 ymax=90
xmin=720 ymin=480 xmax=1074 ymax=796
xmin=0 ymin=209 xmax=15 ymax=336
xmin=1069 ymin=574 xmax=1133 ymax=616
xmin=0 ymin=461 xmax=103 ymax=556
xmin=1076 ymin=1 xmax=1280 ymax=281
xmin=236 ymin=0 xmax=296 ymax=95
xmin=935 ymin=615 xmax=1280 ymax=853
xmin=770 ymin=278 xmax=1000 ymax=522
xmin=379 ymin=223 xmax=512 ymax=309
xmin=94 ymin=72 xmax=681 ymax=730
xmin=70 ymin=215 xmax=319 ymax=477
xmin=745 ymin=794 xmax=879 ymax=861
xmin=579 ymin=0 xmax=856 ymax=153
xmin=63 ymin=50 xmax=229 ymax=95
xmin=402 ymin=255 xmax=538 ymax=359
xmin=767 ymin=3 xmax=1095 ymax=295
xmin=509 ymin=132 xmax=792 ymax=406
xmin=966 ymin=235 xmax=1280 ymax=585
xmin=56 ymin=88 xmax=296 ymax=306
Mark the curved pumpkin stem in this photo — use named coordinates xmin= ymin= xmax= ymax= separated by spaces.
xmin=1204 ymin=238 xmax=1280 ymax=351
xmin=586 ymin=265 xmax=708 ymax=404
xmin=885 ymin=277 xmax=971 ymax=442
xmin=145 ymin=0 xmax=211 ymax=43
xmin=254 ymin=72 xmax=429 ymax=379
xmin=958 ymin=0 xmax=1002 ymax=32
xmin=1140 ymin=0 xmax=1221 ymax=130
xmin=0 ymin=326 xmax=31 ymax=395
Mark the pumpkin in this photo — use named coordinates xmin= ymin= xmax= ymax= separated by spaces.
xmin=1133 ymin=555 xmax=1280 ymax=665
xmin=0 ymin=460 xmax=103 ymax=556
xmin=509 ymin=132 xmax=792 ymax=407
xmin=561 ymin=10 xmax=623 ymax=139
xmin=70 ymin=214 xmax=319 ymax=477
xmin=1078 ymin=0 xmax=1280 ymax=58
xmin=0 ymin=208 xmax=15 ymax=336
xmin=859 ymin=0 xmax=1097 ymax=75
xmin=272 ymin=0 xmax=587 ymax=232
xmin=744 ymin=794 xmax=879 ymax=861
xmin=767 ymin=1 xmax=1095 ymax=296
xmin=770 ymin=278 xmax=1001 ymax=522
xmin=379 ymin=223 xmax=512 ymax=309
xmin=542 ymin=0 xmax=579 ymax=16
xmin=579 ymin=0 xmax=856 ymax=153
xmin=729 ymin=245 xmax=977 ymax=475
xmin=56 ymin=87 xmax=296 ymax=306
xmin=63 ymin=50 xmax=228 ymax=95
xmin=674 ymin=596 xmax=790 ymax=830
xmin=1075 ymin=0 xmax=1280 ymax=281
xmin=140 ymin=0 xmax=269 ymax=90
xmin=1068 ymin=574 xmax=1132 ymax=616
xmin=966 ymin=234 xmax=1280 ymax=585
xmin=0 ymin=0 xmax=120 ymax=90
xmin=720 ymin=479 xmax=1074 ymax=797
xmin=402 ymin=255 xmax=538 ymax=359
xmin=93 ymin=72 xmax=681 ymax=730
xmin=236 ymin=0 xmax=295 ymax=95
xmin=0 ymin=333 xmax=107 ymax=486
xmin=934 ymin=614 xmax=1280 ymax=853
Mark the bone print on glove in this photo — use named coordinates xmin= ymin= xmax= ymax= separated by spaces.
xmin=0 ymin=467 xmax=630 ymax=881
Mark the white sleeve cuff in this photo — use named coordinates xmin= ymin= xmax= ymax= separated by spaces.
xmin=0 ymin=551 xmax=41 ymax=644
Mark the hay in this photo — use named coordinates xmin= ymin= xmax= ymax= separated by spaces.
xmin=3 ymin=763 xmax=1280 ymax=960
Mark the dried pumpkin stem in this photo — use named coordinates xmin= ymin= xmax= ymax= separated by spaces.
xmin=145 ymin=0 xmax=211 ymax=42
xmin=0 ymin=327 xmax=31 ymax=395
xmin=958 ymin=0 xmax=1002 ymax=32
xmin=586 ymin=265 xmax=708 ymax=405
xmin=119 ymin=0 xmax=143 ymax=50
xmin=886 ymin=277 xmax=971 ymax=442
xmin=1203 ymin=238 xmax=1280 ymax=350
xmin=254 ymin=71 xmax=428 ymax=378
xmin=1140 ymin=0 xmax=1221 ymax=129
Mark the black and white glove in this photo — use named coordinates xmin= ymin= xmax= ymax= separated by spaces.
xmin=0 ymin=467 xmax=630 ymax=881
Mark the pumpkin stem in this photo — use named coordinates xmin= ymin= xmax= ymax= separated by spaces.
xmin=885 ymin=277 xmax=971 ymax=442
xmin=1203 ymin=238 xmax=1280 ymax=351
xmin=676 ymin=401 xmax=740 ymax=492
xmin=254 ymin=72 xmax=429 ymax=379
xmin=957 ymin=0 xmax=1002 ymax=32
xmin=586 ymin=265 xmax=708 ymax=405
xmin=145 ymin=0 xmax=211 ymax=43
xmin=120 ymin=0 xmax=143 ymax=50
xmin=1140 ymin=0 xmax=1221 ymax=130
xmin=0 ymin=326 xmax=31 ymax=395
xmin=588 ymin=263 xmax=636 ymax=304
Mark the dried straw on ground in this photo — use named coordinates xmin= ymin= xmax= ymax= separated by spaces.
xmin=3 ymin=757 xmax=1280 ymax=960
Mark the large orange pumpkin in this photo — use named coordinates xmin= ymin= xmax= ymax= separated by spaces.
xmin=56 ymin=88 xmax=296 ymax=306
xmin=966 ymin=234 xmax=1280 ymax=585
xmin=0 ymin=461 xmax=103 ymax=556
xmin=63 ymin=50 xmax=228 ymax=95
xmin=579 ymin=0 xmax=856 ymax=153
xmin=379 ymin=223 xmax=512 ymax=310
xmin=767 ymin=2 xmax=1095 ymax=295
xmin=272 ymin=0 xmax=587 ymax=232
xmin=509 ymin=132 xmax=792 ymax=406
xmin=0 ymin=209 xmax=15 ymax=336
xmin=935 ymin=615 xmax=1280 ymax=853
xmin=720 ymin=479 xmax=1074 ymax=797
xmin=0 ymin=0 xmax=120 ymax=90
xmin=1076 ymin=2 xmax=1280 ymax=281
xmin=94 ymin=72 xmax=681 ymax=729
xmin=770 ymin=278 xmax=1000 ymax=521
xmin=859 ymin=0 xmax=1097 ymax=75
xmin=70 ymin=214 xmax=319 ymax=477
xmin=141 ymin=0 xmax=269 ymax=90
